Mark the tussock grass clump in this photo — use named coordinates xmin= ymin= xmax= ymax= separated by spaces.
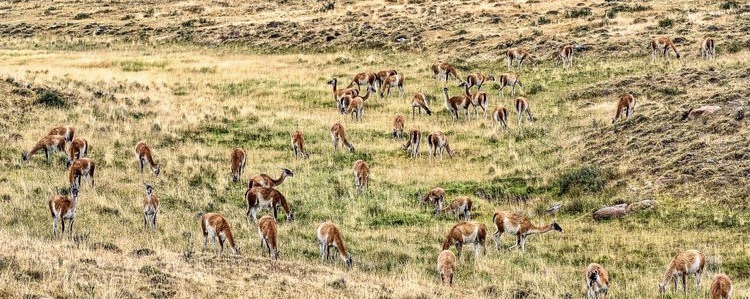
xmin=556 ymin=166 xmax=608 ymax=196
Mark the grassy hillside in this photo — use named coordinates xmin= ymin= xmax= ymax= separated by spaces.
xmin=1 ymin=1 xmax=749 ymax=299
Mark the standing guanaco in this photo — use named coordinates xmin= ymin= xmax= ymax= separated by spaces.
xmin=22 ymin=135 xmax=66 ymax=163
xmin=379 ymin=74 xmax=404 ymax=99
xmin=245 ymin=186 xmax=295 ymax=223
xmin=48 ymin=126 xmax=75 ymax=142
xmin=327 ymin=78 xmax=358 ymax=111
xmin=257 ymin=215 xmax=279 ymax=260
xmin=135 ymin=141 xmax=160 ymax=176
xmin=230 ymin=147 xmax=246 ymax=183
xmin=443 ymin=87 xmax=469 ymax=122
xmin=316 ymin=221 xmax=353 ymax=267
xmin=437 ymin=250 xmax=456 ymax=287
xmin=442 ymin=221 xmax=487 ymax=259
xmin=507 ymin=48 xmax=534 ymax=69
xmin=392 ymin=115 xmax=405 ymax=139
xmin=330 ymin=123 xmax=355 ymax=152
xmin=249 ymin=168 xmax=294 ymax=188
xmin=651 ymin=37 xmax=681 ymax=61
xmin=347 ymin=72 xmax=376 ymax=91
xmin=346 ymin=86 xmax=374 ymax=122
xmin=585 ymin=263 xmax=609 ymax=299
xmin=420 ymin=187 xmax=445 ymax=214
xmin=612 ymin=94 xmax=636 ymax=124
xmin=143 ymin=183 xmax=160 ymax=229
xmin=411 ymin=93 xmax=432 ymax=119
xmin=352 ymin=159 xmax=369 ymax=194
xmin=658 ymin=249 xmax=705 ymax=294
xmin=554 ymin=44 xmax=574 ymax=68
xmin=200 ymin=212 xmax=240 ymax=255
xmin=464 ymin=84 xmax=489 ymax=119
xmin=66 ymin=137 xmax=89 ymax=168
xmin=432 ymin=61 xmax=460 ymax=83
xmin=464 ymin=73 xmax=495 ymax=90
xmin=49 ymin=185 xmax=79 ymax=239
xmin=497 ymin=73 xmax=524 ymax=97
xmin=402 ymin=129 xmax=421 ymax=159
xmin=492 ymin=211 xmax=562 ymax=253
xmin=710 ymin=274 xmax=733 ymax=299
xmin=515 ymin=97 xmax=533 ymax=126
xmin=427 ymin=131 xmax=453 ymax=160
xmin=68 ymin=158 xmax=95 ymax=188
xmin=291 ymin=130 xmax=309 ymax=159
xmin=442 ymin=197 xmax=472 ymax=220
xmin=493 ymin=106 xmax=509 ymax=130
xmin=701 ymin=36 xmax=716 ymax=60
xmin=375 ymin=70 xmax=398 ymax=92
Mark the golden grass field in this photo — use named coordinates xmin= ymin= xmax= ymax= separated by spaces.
xmin=0 ymin=1 xmax=749 ymax=298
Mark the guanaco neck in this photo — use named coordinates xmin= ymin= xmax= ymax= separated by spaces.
xmin=442 ymin=234 xmax=454 ymax=250
xmin=526 ymin=223 xmax=554 ymax=235
xmin=277 ymin=194 xmax=291 ymax=215
xmin=361 ymin=88 xmax=371 ymax=101
xmin=224 ymin=227 xmax=237 ymax=250
xmin=334 ymin=234 xmax=348 ymax=258
xmin=660 ymin=266 xmax=675 ymax=286
xmin=145 ymin=153 xmax=157 ymax=169
xmin=272 ymin=171 xmax=288 ymax=186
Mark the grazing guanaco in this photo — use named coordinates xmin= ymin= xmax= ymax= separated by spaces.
xmin=442 ymin=221 xmax=487 ymax=259
xmin=230 ymin=147 xmax=246 ymax=183
xmin=492 ymin=211 xmax=562 ymax=253
xmin=464 ymin=72 xmax=495 ymax=90
xmin=347 ymin=72 xmax=376 ymax=91
xmin=515 ymin=97 xmax=533 ymax=126
xmin=200 ymin=212 xmax=239 ymax=255
xmin=464 ymin=84 xmax=489 ymax=119
xmin=420 ymin=187 xmax=445 ymax=214
xmin=701 ymin=36 xmax=716 ymax=60
xmin=143 ymin=183 xmax=160 ymax=229
xmin=507 ymin=48 xmax=534 ymax=69
xmin=330 ymin=122 xmax=355 ymax=152
xmin=290 ymin=130 xmax=309 ymax=159
xmin=379 ymin=74 xmax=404 ymax=99
xmin=402 ymin=129 xmax=421 ymax=158
xmin=327 ymin=78 xmax=358 ymax=111
xmin=68 ymin=158 xmax=95 ymax=188
xmin=497 ymin=73 xmax=524 ymax=97
xmin=249 ymin=168 xmax=294 ymax=188
xmin=612 ymin=94 xmax=636 ymax=124
xmin=49 ymin=185 xmax=79 ymax=239
xmin=135 ymin=141 xmax=160 ymax=176
xmin=427 ymin=131 xmax=453 ymax=160
xmin=437 ymin=250 xmax=456 ymax=287
xmin=555 ymin=44 xmax=574 ymax=68
xmin=375 ymin=70 xmax=398 ymax=91
xmin=442 ymin=87 xmax=469 ymax=122
xmin=66 ymin=137 xmax=89 ymax=168
xmin=346 ymin=86 xmax=374 ymax=122
xmin=352 ymin=159 xmax=369 ymax=194
xmin=651 ymin=37 xmax=681 ymax=61
xmin=48 ymin=126 xmax=75 ymax=142
xmin=492 ymin=106 xmax=509 ymax=130
xmin=338 ymin=94 xmax=353 ymax=115
xmin=245 ymin=186 xmax=295 ymax=223
xmin=658 ymin=249 xmax=705 ymax=294
xmin=22 ymin=135 xmax=66 ymax=163
xmin=257 ymin=215 xmax=279 ymax=260
xmin=441 ymin=197 xmax=472 ymax=220
xmin=585 ymin=263 xmax=610 ymax=299
xmin=432 ymin=62 xmax=460 ymax=83
xmin=392 ymin=115 xmax=405 ymax=139
xmin=411 ymin=93 xmax=432 ymax=119
xmin=710 ymin=274 xmax=733 ymax=299
xmin=316 ymin=221 xmax=353 ymax=267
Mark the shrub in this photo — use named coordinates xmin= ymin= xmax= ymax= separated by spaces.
xmin=726 ymin=40 xmax=743 ymax=53
xmin=536 ymin=16 xmax=551 ymax=25
xmin=720 ymin=1 xmax=739 ymax=10
xmin=658 ymin=18 xmax=673 ymax=28
xmin=36 ymin=90 xmax=67 ymax=108
xmin=73 ymin=13 xmax=91 ymax=20
xmin=556 ymin=166 xmax=608 ymax=195
xmin=566 ymin=8 xmax=591 ymax=19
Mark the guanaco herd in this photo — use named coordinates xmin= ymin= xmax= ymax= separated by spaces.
xmin=22 ymin=35 xmax=735 ymax=298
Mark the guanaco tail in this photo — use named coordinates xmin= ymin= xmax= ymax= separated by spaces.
xmin=555 ymin=44 xmax=574 ymax=68
xmin=515 ymin=97 xmax=533 ymax=126
xmin=493 ymin=106 xmax=509 ymax=130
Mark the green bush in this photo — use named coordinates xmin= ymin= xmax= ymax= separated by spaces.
xmin=566 ymin=8 xmax=591 ymax=19
xmin=536 ymin=16 xmax=551 ymax=25
xmin=726 ymin=40 xmax=743 ymax=53
xmin=658 ymin=18 xmax=673 ymax=28
xmin=556 ymin=166 xmax=608 ymax=195
xmin=36 ymin=90 xmax=67 ymax=108
xmin=720 ymin=1 xmax=739 ymax=10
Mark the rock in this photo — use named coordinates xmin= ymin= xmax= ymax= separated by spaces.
xmin=394 ymin=34 xmax=407 ymax=43
xmin=626 ymin=199 xmax=656 ymax=212
xmin=682 ymin=105 xmax=721 ymax=121
xmin=593 ymin=200 xmax=656 ymax=221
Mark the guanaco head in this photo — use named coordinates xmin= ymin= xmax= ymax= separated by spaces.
xmin=486 ymin=74 xmax=496 ymax=82
xmin=153 ymin=164 xmax=161 ymax=176
xmin=287 ymin=211 xmax=295 ymax=222
xmin=443 ymin=87 xmax=449 ymax=95
xmin=551 ymin=220 xmax=563 ymax=232
xmin=232 ymin=245 xmax=240 ymax=255
xmin=344 ymin=255 xmax=353 ymax=268
xmin=144 ymin=183 xmax=154 ymax=196
xmin=326 ymin=78 xmax=337 ymax=86
xmin=681 ymin=109 xmax=693 ymax=121
xmin=281 ymin=168 xmax=294 ymax=178
xmin=21 ymin=150 xmax=29 ymax=161
xmin=70 ymin=184 xmax=80 ymax=199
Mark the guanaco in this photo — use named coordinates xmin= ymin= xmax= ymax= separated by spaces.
xmin=135 ymin=141 xmax=160 ymax=176
xmin=432 ymin=62 xmax=460 ymax=83
xmin=492 ymin=106 xmax=509 ymax=130
xmin=437 ymin=250 xmax=456 ymax=287
xmin=246 ymin=186 xmax=295 ymax=223
xmin=651 ymin=37 xmax=681 ymax=61
xmin=230 ymin=147 xmax=246 ymax=183
xmin=658 ymin=249 xmax=705 ymax=294
xmin=492 ymin=211 xmax=562 ymax=253
xmin=442 ymin=221 xmax=487 ymax=259
xmin=257 ymin=215 xmax=279 ymax=260
xmin=375 ymin=70 xmax=398 ymax=91
xmin=291 ymin=130 xmax=309 ymax=159
xmin=442 ymin=87 xmax=469 ymax=122
xmin=347 ymin=72 xmax=376 ymax=91
xmin=464 ymin=72 xmax=495 ymax=90
xmin=22 ymin=135 xmax=66 ymax=163
xmin=701 ymin=36 xmax=716 ymax=60
xmin=68 ymin=158 xmax=95 ymax=188
xmin=249 ymin=168 xmax=294 ymax=189
xmin=330 ymin=122 xmax=355 ymax=152
xmin=352 ymin=159 xmax=369 ymax=194
xmin=66 ymin=137 xmax=89 ymax=168
xmin=346 ymin=86 xmax=374 ymax=122
xmin=515 ymin=97 xmax=533 ymax=126
xmin=411 ymin=93 xmax=432 ymax=119
xmin=497 ymin=73 xmax=524 ymax=97
xmin=555 ymin=44 xmax=574 ymax=68
xmin=316 ymin=221 xmax=353 ymax=267
xmin=392 ymin=115 xmax=405 ymax=139
xmin=464 ymin=84 xmax=489 ymax=119
xmin=379 ymin=74 xmax=404 ymax=99
xmin=143 ymin=183 xmax=160 ymax=229
xmin=427 ymin=131 xmax=453 ymax=160
xmin=612 ymin=94 xmax=636 ymax=124
xmin=419 ymin=187 xmax=445 ymax=214
xmin=585 ymin=263 xmax=609 ymax=299
xmin=327 ymin=78 xmax=358 ymax=111
xmin=49 ymin=185 xmax=79 ymax=239
xmin=710 ymin=274 xmax=733 ymax=299
xmin=507 ymin=48 xmax=534 ymax=69
xmin=48 ymin=126 xmax=75 ymax=142
xmin=441 ymin=197 xmax=472 ymax=220
xmin=402 ymin=129 xmax=421 ymax=158
xmin=200 ymin=212 xmax=239 ymax=255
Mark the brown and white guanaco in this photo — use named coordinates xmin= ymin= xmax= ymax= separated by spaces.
xmin=498 ymin=73 xmax=524 ymax=97
xmin=392 ymin=115 xmax=405 ymax=139
xmin=507 ymin=48 xmax=535 ymax=69
xmin=493 ymin=106 xmax=509 ymax=130
xmin=135 ymin=141 xmax=160 ymax=176
xmin=143 ymin=183 xmax=160 ymax=229
xmin=701 ymin=37 xmax=716 ymax=60
xmin=462 ymin=83 xmax=489 ymax=119
xmin=442 ymin=221 xmax=487 ymax=259
xmin=612 ymin=94 xmax=636 ymax=124
xmin=585 ymin=263 xmax=609 ymax=299
xmin=66 ymin=137 xmax=89 ymax=168
xmin=432 ymin=62 xmax=460 ymax=83
xmin=230 ymin=147 xmax=246 ymax=183
xmin=48 ymin=126 xmax=75 ymax=142
xmin=437 ymin=250 xmax=456 ymax=287
xmin=246 ymin=186 xmax=295 ymax=223
xmin=651 ymin=37 xmax=681 ymax=61
xmin=492 ymin=211 xmax=562 ymax=253
xmin=658 ymin=249 xmax=705 ymax=294
xmin=420 ymin=187 xmax=445 ymax=214
xmin=249 ymin=168 xmax=294 ymax=189
xmin=411 ymin=93 xmax=432 ymax=119
xmin=375 ymin=70 xmax=398 ymax=92
xmin=441 ymin=197 xmax=472 ymax=220
xmin=352 ymin=159 xmax=369 ymax=194
xmin=68 ymin=158 xmax=95 ymax=188
xmin=346 ymin=86 xmax=374 ymax=122
xmin=464 ymin=73 xmax=495 ymax=90
xmin=554 ymin=44 xmax=574 ymax=68
xmin=379 ymin=74 xmax=404 ymax=99
xmin=347 ymin=72 xmax=376 ymax=91
xmin=22 ymin=135 xmax=66 ymax=163
xmin=515 ymin=97 xmax=533 ymax=126
xmin=403 ymin=129 xmax=421 ymax=158
xmin=710 ymin=274 xmax=733 ymax=299
xmin=443 ymin=87 xmax=469 ymax=122
xmin=427 ymin=131 xmax=453 ymax=160
xmin=49 ymin=184 xmax=79 ymax=239
xmin=327 ymin=78 xmax=359 ymax=111
xmin=330 ymin=122 xmax=355 ymax=152
xmin=200 ymin=212 xmax=240 ymax=255
xmin=291 ymin=130 xmax=309 ymax=159
xmin=316 ymin=221 xmax=353 ymax=267
xmin=257 ymin=215 xmax=279 ymax=260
